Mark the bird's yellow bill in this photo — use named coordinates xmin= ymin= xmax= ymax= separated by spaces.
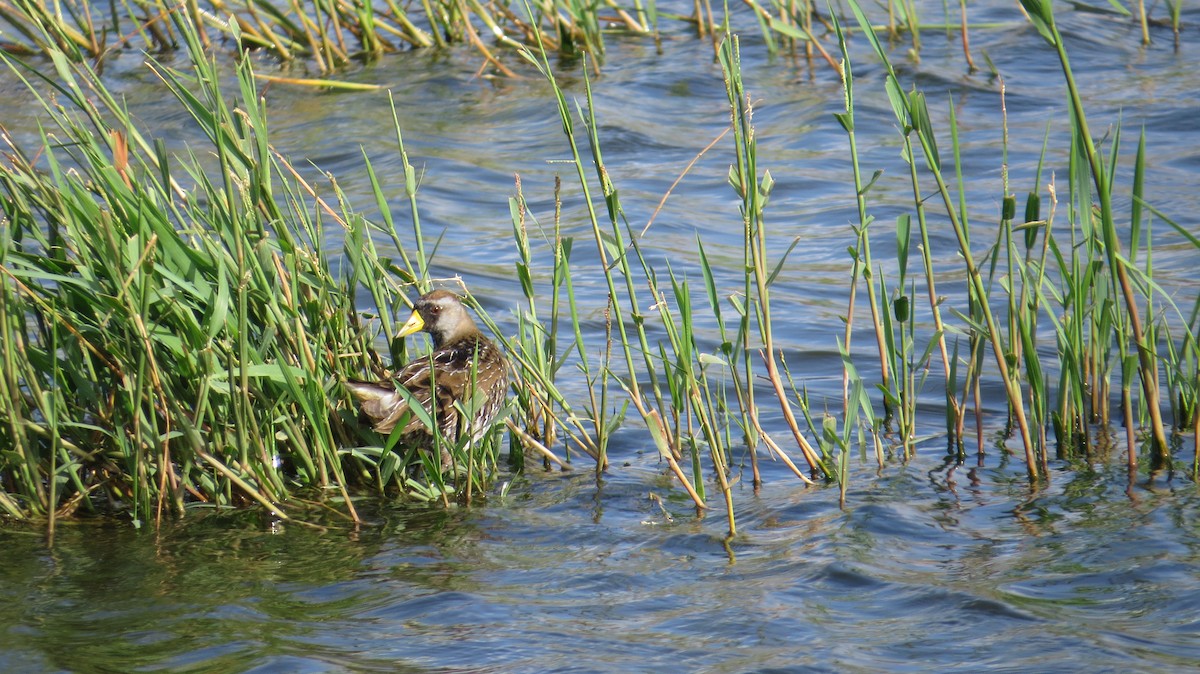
xmin=397 ymin=310 xmax=425 ymax=337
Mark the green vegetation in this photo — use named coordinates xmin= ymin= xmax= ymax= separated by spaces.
xmin=0 ymin=0 xmax=1176 ymax=76
xmin=0 ymin=1 xmax=1196 ymax=535
xmin=0 ymin=13 xmax=521 ymax=530
xmin=0 ymin=0 xmax=653 ymax=76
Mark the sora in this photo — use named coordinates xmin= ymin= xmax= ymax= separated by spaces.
xmin=346 ymin=290 xmax=508 ymax=460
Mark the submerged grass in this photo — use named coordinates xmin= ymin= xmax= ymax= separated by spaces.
xmin=0 ymin=0 xmax=1197 ymax=531
xmin=0 ymin=0 xmax=651 ymax=75
xmin=0 ymin=0 xmax=1180 ymax=78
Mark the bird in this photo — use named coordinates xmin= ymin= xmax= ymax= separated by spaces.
xmin=345 ymin=289 xmax=509 ymax=464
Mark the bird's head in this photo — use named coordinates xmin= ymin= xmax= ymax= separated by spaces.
xmin=398 ymin=289 xmax=478 ymax=348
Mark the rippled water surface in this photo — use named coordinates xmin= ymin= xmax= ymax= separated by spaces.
xmin=4 ymin=459 xmax=1200 ymax=672
xmin=3 ymin=0 xmax=1200 ymax=671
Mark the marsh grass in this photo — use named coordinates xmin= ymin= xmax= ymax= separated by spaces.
xmin=0 ymin=0 xmax=1176 ymax=81
xmin=516 ymin=25 xmax=853 ymax=537
xmin=0 ymin=12 xmax=519 ymax=526
xmin=519 ymin=34 xmax=721 ymax=515
xmin=1 ymin=0 xmax=1197 ymax=531
xmin=0 ymin=0 xmax=651 ymax=76
xmin=833 ymin=0 xmax=1198 ymax=481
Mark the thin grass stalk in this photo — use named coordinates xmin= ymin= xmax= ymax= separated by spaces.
xmin=598 ymin=0 xmax=650 ymax=32
xmin=115 ymin=0 xmax=162 ymax=54
xmin=1015 ymin=176 xmax=1056 ymax=462
xmin=799 ymin=0 xmax=813 ymax=62
xmin=831 ymin=9 xmax=892 ymax=423
xmin=355 ymin=0 xmax=384 ymax=59
xmin=504 ymin=175 xmax=598 ymax=462
xmin=1010 ymin=96 xmax=1050 ymax=447
xmin=958 ymin=0 xmax=975 ymax=70
xmin=594 ymin=295 xmax=618 ymax=474
xmin=46 ymin=321 xmax=61 ymax=536
xmin=384 ymin=96 xmax=430 ymax=291
xmin=558 ymin=202 xmax=613 ymax=462
xmin=627 ymin=225 xmax=728 ymax=482
xmin=377 ymin=2 xmax=433 ymax=48
xmin=491 ymin=179 xmax=615 ymax=465
xmin=0 ymin=279 xmax=30 ymax=517
xmin=510 ymin=180 xmax=550 ymax=451
xmin=1131 ymin=197 xmax=1200 ymax=440
xmin=904 ymin=0 xmax=920 ymax=52
xmin=697 ymin=238 xmax=757 ymax=476
xmin=460 ymin=12 xmax=518 ymax=76
xmin=1054 ymin=217 xmax=1085 ymax=445
xmin=572 ymin=70 xmax=684 ymax=460
xmin=1169 ymin=0 xmax=1181 ymax=48
xmin=721 ymin=32 xmax=827 ymax=477
xmin=565 ymin=57 xmax=726 ymax=501
xmin=660 ymin=270 xmax=732 ymax=529
xmin=233 ymin=2 xmax=292 ymax=56
xmin=1194 ymin=355 xmax=1199 ymax=477
xmin=1136 ymin=0 xmax=1150 ymax=44
xmin=875 ymin=270 xmax=905 ymax=446
xmin=0 ymin=238 xmax=40 ymax=516
xmin=925 ymin=142 xmax=1039 ymax=477
xmin=905 ymin=94 xmax=959 ymax=444
xmin=546 ymin=181 xmax=567 ymax=446
xmin=847 ymin=0 xmax=1037 ymax=476
xmin=517 ymin=40 xmax=706 ymax=505
xmin=313 ymin=0 xmax=348 ymax=67
xmin=730 ymin=76 xmax=763 ymax=488
xmin=1019 ymin=0 xmax=1168 ymax=459
xmin=703 ymin=0 xmax=719 ymax=50
xmin=986 ymin=97 xmax=1020 ymax=405
xmin=947 ymin=95 xmax=975 ymax=443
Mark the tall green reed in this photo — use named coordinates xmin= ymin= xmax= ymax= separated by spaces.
xmin=836 ymin=0 xmax=1196 ymax=480
xmin=842 ymin=0 xmax=1042 ymax=473
xmin=0 ymin=0 xmax=1176 ymax=80
xmin=0 ymin=11 xmax=515 ymax=525
xmin=1019 ymin=0 xmax=1169 ymax=461
xmin=719 ymin=32 xmax=827 ymax=481
xmin=518 ymin=21 xmax=847 ymax=537
xmin=498 ymin=175 xmax=605 ymax=468
xmin=519 ymin=40 xmax=714 ymax=512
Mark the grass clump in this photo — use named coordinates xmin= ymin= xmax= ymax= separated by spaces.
xmin=831 ymin=0 xmax=1199 ymax=481
xmin=0 ymin=0 xmax=1179 ymax=80
xmin=0 ymin=14 xmax=512 ymax=528
xmin=1 ymin=0 xmax=1197 ymax=536
xmin=0 ymin=0 xmax=653 ymax=76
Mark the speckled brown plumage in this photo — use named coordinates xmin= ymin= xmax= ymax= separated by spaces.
xmin=346 ymin=290 xmax=508 ymax=457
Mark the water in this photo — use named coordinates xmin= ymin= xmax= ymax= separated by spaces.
xmin=4 ymin=461 xmax=1200 ymax=672
xmin=3 ymin=1 xmax=1200 ymax=671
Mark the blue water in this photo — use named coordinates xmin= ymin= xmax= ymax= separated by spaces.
xmin=3 ymin=0 xmax=1200 ymax=671
xmin=4 ymin=458 xmax=1199 ymax=672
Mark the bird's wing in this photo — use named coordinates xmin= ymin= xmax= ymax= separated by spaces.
xmin=346 ymin=373 xmax=436 ymax=435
